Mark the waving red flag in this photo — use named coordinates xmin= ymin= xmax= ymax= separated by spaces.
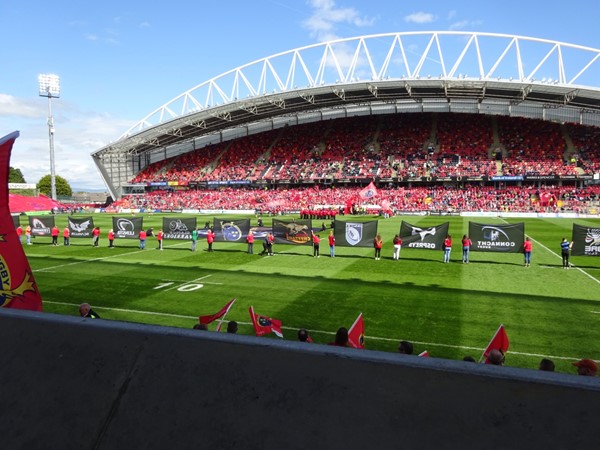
xmin=0 ymin=132 xmax=43 ymax=311
xmin=359 ymin=182 xmax=378 ymax=200
xmin=249 ymin=306 xmax=283 ymax=338
xmin=348 ymin=313 xmax=365 ymax=349
xmin=199 ymin=298 xmax=236 ymax=331
xmin=481 ymin=324 xmax=510 ymax=363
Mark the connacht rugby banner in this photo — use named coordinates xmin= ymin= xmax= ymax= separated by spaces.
xmin=68 ymin=216 xmax=94 ymax=238
xmin=400 ymin=221 xmax=449 ymax=250
xmin=571 ymin=224 xmax=600 ymax=256
xmin=28 ymin=215 xmax=55 ymax=237
xmin=272 ymin=219 xmax=312 ymax=245
xmin=163 ymin=217 xmax=196 ymax=240
xmin=469 ymin=222 xmax=524 ymax=253
xmin=213 ymin=218 xmax=251 ymax=242
xmin=334 ymin=220 xmax=378 ymax=247
xmin=112 ymin=216 xmax=144 ymax=239
xmin=0 ymin=131 xmax=43 ymax=311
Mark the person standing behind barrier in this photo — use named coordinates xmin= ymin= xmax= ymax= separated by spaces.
xmin=523 ymin=237 xmax=532 ymax=267
xmin=63 ymin=227 xmax=70 ymax=246
xmin=374 ymin=234 xmax=383 ymax=260
xmin=246 ymin=230 xmax=254 ymax=254
xmin=392 ymin=234 xmax=402 ymax=260
xmin=156 ymin=229 xmax=164 ymax=250
xmin=92 ymin=227 xmax=100 ymax=247
xmin=51 ymin=225 xmax=59 ymax=246
xmin=311 ymin=231 xmax=321 ymax=257
xmin=560 ymin=237 xmax=573 ymax=269
xmin=206 ymin=228 xmax=215 ymax=252
xmin=443 ymin=234 xmax=452 ymax=263
xmin=328 ymin=230 xmax=336 ymax=257
xmin=108 ymin=229 xmax=115 ymax=248
xmin=191 ymin=227 xmax=198 ymax=252
xmin=461 ymin=234 xmax=472 ymax=264
xmin=139 ymin=229 xmax=147 ymax=250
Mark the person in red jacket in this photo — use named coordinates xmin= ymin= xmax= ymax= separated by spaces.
xmin=51 ymin=225 xmax=59 ymax=246
xmin=246 ymin=230 xmax=254 ymax=254
xmin=328 ymin=230 xmax=336 ymax=258
xmin=392 ymin=234 xmax=402 ymax=260
xmin=139 ymin=229 xmax=147 ymax=250
xmin=443 ymin=234 xmax=452 ymax=263
xmin=374 ymin=234 xmax=383 ymax=260
xmin=16 ymin=225 xmax=23 ymax=244
xmin=156 ymin=229 xmax=164 ymax=250
xmin=311 ymin=231 xmax=321 ymax=257
xmin=206 ymin=228 xmax=215 ymax=252
xmin=461 ymin=234 xmax=472 ymax=264
xmin=108 ymin=229 xmax=115 ymax=248
xmin=92 ymin=227 xmax=100 ymax=247
xmin=63 ymin=227 xmax=70 ymax=246
xmin=523 ymin=237 xmax=533 ymax=267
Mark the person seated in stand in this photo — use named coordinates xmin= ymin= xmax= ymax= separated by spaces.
xmin=538 ymin=358 xmax=555 ymax=372
xmin=572 ymin=358 xmax=598 ymax=376
xmin=398 ymin=340 xmax=414 ymax=355
xmin=226 ymin=321 xmax=238 ymax=334
xmin=79 ymin=303 xmax=100 ymax=319
xmin=328 ymin=327 xmax=350 ymax=347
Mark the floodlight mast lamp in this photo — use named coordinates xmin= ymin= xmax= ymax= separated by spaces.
xmin=38 ymin=74 xmax=60 ymax=201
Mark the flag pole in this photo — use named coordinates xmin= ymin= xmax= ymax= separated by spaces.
xmin=214 ymin=298 xmax=236 ymax=332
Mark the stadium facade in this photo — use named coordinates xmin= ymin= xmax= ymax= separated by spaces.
xmin=91 ymin=31 xmax=600 ymax=200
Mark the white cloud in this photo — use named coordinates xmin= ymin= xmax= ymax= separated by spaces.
xmin=449 ymin=19 xmax=483 ymax=30
xmin=447 ymin=10 xmax=457 ymax=20
xmin=139 ymin=21 xmax=151 ymax=28
xmin=302 ymin=0 xmax=375 ymax=41
xmin=404 ymin=12 xmax=436 ymax=24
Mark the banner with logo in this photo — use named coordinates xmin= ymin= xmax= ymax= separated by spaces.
xmin=0 ymin=131 xmax=43 ymax=311
xmin=571 ymin=224 xmax=600 ymax=256
xmin=334 ymin=220 xmax=378 ymax=247
xmin=400 ymin=221 xmax=449 ymax=250
xmin=212 ymin=218 xmax=251 ymax=242
xmin=67 ymin=216 xmax=94 ymax=238
xmin=272 ymin=219 xmax=312 ymax=245
xmin=28 ymin=215 xmax=55 ymax=237
xmin=162 ymin=217 xmax=197 ymax=240
xmin=112 ymin=216 xmax=144 ymax=239
xmin=469 ymin=222 xmax=524 ymax=253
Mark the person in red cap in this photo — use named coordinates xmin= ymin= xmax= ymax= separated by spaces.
xmin=572 ymin=358 xmax=598 ymax=376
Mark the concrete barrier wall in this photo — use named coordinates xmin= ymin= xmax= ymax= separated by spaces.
xmin=1 ymin=309 xmax=599 ymax=450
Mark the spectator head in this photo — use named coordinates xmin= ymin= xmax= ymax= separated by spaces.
xmin=226 ymin=321 xmax=238 ymax=334
xmin=334 ymin=327 xmax=349 ymax=346
xmin=193 ymin=323 xmax=208 ymax=331
xmin=398 ymin=340 xmax=414 ymax=355
xmin=488 ymin=349 xmax=505 ymax=366
xmin=539 ymin=358 xmax=555 ymax=372
xmin=572 ymin=358 xmax=598 ymax=376
xmin=297 ymin=328 xmax=310 ymax=342
xmin=78 ymin=303 xmax=91 ymax=317
xmin=463 ymin=356 xmax=476 ymax=363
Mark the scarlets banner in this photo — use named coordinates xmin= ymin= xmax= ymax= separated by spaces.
xmin=212 ymin=218 xmax=251 ymax=242
xmin=68 ymin=216 xmax=94 ymax=238
xmin=571 ymin=223 xmax=600 ymax=256
xmin=334 ymin=220 xmax=378 ymax=247
xmin=469 ymin=222 xmax=524 ymax=253
xmin=28 ymin=215 xmax=55 ymax=237
xmin=400 ymin=221 xmax=449 ymax=250
xmin=112 ymin=216 xmax=144 ymax=239
xmin=272 ymin=219 xmax=312 ymax=245
xmin=162 ymin=217 xmax=197 ymax=240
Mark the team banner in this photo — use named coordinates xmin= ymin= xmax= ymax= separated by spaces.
xmin=162 ymin=217 xmax=197 ymax=240
xmin=0 ymin=131 xmax=43 ymax=311
xmin=334 ymin=220 xmax=378 ymax=247
xmin=469 ymin=222 xmax=524 ymax=253
xmin=272 ymin=219 xmax=312 ymax=245
xmin=112 ymin=216 xmax=144 ymax=239
xmin=212 ymin=218 xmax=251 ymax=242
xmin=28 ymin=215 xmax=55 ymax=237
xmin=68 ymin=216 xmax=94 ymax=238
xmin=571 ymin=224 xmax=600 ymax=256
xmin=400 ymin=221 xmax=449 ymax=250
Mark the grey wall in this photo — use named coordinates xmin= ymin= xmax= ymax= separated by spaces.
xmin=1 ymin=309 xmax=599 ymax=450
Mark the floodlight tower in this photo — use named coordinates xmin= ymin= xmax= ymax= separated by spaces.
xmin=38 ymin=74 xmax=60 ymax=201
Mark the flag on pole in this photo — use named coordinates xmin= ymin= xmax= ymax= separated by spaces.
xmin=359 ymin=182 xmax=378 ymax=200
xmin=480 ymin=324 xmax=510 ymax=363
xmin=199 ymin=298 xmax=236 ymax=331
xmin=249 ymin=306 xmax=283 ymax=338
xmin=0 ymin=132 xmax=43 ymax=312
xmin=347 ymin=313 xmax=365 ymax=349
xmin=418 ymin=350 xmax=430 ymax=357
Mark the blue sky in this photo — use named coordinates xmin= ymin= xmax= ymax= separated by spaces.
xmin=1 ymin=0 xmax=599 ymax=190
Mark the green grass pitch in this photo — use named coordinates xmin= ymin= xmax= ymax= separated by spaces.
xmin=21 ymin=213 xmax=600 ymax=374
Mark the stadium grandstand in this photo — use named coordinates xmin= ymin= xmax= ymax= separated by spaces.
xmin=92 ymin=31 xmax=600 ymax=211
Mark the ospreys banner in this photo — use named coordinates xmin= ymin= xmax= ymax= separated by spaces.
xmin=68 ymin=216 xmax=94 ymax=238
xmin=112 ymin=216 xmax=144 ymax=239
xmin=0 ymin=131 xmax=43 ymax=311
xmin=28 ymin=215 xmax=55 ymax=237
xmin=334 ymin=220 xmax=378 ymax=247
xmin=213 ymin=218 xmax=251 ymax=242
xmin=162 ymin=217 xmax=197 ymax=240
xmin=571 ymin=224 xmax=600 ymax=256
xmin=400 ymin=221 xmax=449 ymax=250
xmin=272 ymin=219 xmax=312 ymax=245
xmin=469 ymin=222 xmax=524 ymax=253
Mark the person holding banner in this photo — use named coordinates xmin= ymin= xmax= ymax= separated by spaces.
xmin=560 ymin=237 xmax=573 ymax=269
xmin=374 ymin=234 xmax=383 ymax=260
xmin=461 ymin=234 xmax=472 ymax=264
xmin=523 ymin=237 xmax=533 ymax=267
xmin=443 ymin=234 xmax=452 ymax=263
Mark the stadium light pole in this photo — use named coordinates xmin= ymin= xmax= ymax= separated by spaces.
xmin=38 ymin=74 xmax=60 ymax=201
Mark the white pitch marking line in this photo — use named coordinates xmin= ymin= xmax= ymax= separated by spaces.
xmin=161 ymin=275 xmax=213 ymax=292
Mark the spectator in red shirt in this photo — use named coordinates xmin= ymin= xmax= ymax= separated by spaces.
xmin=311 ymin=231 xmax=321 ymax=257
xmin=156 ymin=229 xmax=164 ymax=250
xmin=92 ymin=227 xmax=100 ymax=247
xmin=139 ymin=229 xmax=147 ymax=250
xmin=63 ymin=227 xmax=70 ymax=246
xmin=328 ymin=230 xmax=336 ymax=258
xmin=443 ymin=234 xmax=452 ymax=263
xmin=51 ymin=225 xmax=59 ymax=246
xmin=461 ymin=234 xmax=472 ymax=264
xmin=374 ymin=234 xmax=383 ymax=260
xmin=246 ymin=230 xmax=254 ymax=254
xmin=108 ymin=229 xmax=115 ymax=248
xmin=523 ymin=237 xmax=533 ymax=267
xmin=393 ymin=234 xmax=402 ymax=260
xmin=206 ymin=228 xmax=215 ymax=252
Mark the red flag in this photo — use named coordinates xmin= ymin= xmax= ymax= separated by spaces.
xmin=249 ymin=306 xmax=283 ymax=338
xmin=359 ymin=182 xmax=378 ymax=200
xmin=348 ymin=313 xmax=365 ymax=349
xmin=199 ymin=298 xmax=236 ymax=330
xmin=0 ymin=132 xmax=43 ymax=311
xmin=481 ymin=324 xmax=510 ymax=363
xmin=418 ymin=350 xmax=430 ymax=357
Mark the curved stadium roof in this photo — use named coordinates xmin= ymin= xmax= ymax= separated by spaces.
xmin=92 ymin=31 xmax=600 ymax=199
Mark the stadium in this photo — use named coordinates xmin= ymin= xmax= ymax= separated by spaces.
xmin=3 ymin=31 xmax=600 ymax=448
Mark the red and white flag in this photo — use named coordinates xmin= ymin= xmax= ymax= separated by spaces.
xmin=418 ymin=350 xmax=430 ymax=357
xmin=199 ymin=298 xmax=236 ymax=331
xmin=0 ymin=132 xmax=43 ymax=311
xmin=348 ymin=313 xmax=365 ymax=349
xmin=481 ymin=324 xmax=510 ymax=363
xmin=359 ymin=182 xmax=378 ymax=200
xmin=249 ymin=306 xmax=283 ymax=338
